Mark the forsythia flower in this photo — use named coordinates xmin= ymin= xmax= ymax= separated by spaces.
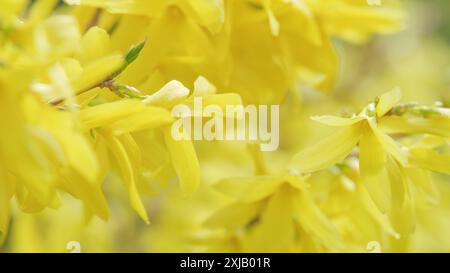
xmin=2 ymin=0 xmax=449 ymax=254
xmin=290 ymin=89 xmax=450 ymax=235
xmin=64 ymin=0 xmax=404 ymax=104
xmin=78 ymin=76 xmax=242 ymax=222
xmin=0 ymin=0 xmax=121 ymax=240
xmin=204 ymin=171 xmax=343 ymax=252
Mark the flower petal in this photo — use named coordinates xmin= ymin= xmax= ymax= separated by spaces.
xmin=386 ymin=156 xmax=415 ymax=235
xmin=104 ymin=133 xmax=149 ymax=223
xmin=108 ymin=106 xmax=174 ymax=135
xmin=359 ymin=126 xmax=391 ymax=213
xmin=290 ymin=124 xmax=362 ymax=173
xmin=204 ymin=201 xmax=263 ymax=230
xmin=405 ymin=168 xmax=439 ymax=205
xmin=72 ymin=54 xmax=124 ymax=93
xmin=295 ymin=188 xmax=343 ymax=250
xmin=311 ymin=115 xmax=364 ymax=127
xmin=243 ymin=185 xmax=295 ymax=252
xmin=80 ymin=99 xmax=145 ymax=130
xmin=379 ymin=115 xmax=450 ymax=138
xmin=376 ymin=87 xmax=402 ymax=117
xmin=213 ymin=175 xmax=284 ymax=203
xmin=163 ymin=127 xmax=200 ymax=195
xmin=410 ymin=148 xmax=450 ymax=175
xmin=369 ymin=120 xmax=408 ymax=166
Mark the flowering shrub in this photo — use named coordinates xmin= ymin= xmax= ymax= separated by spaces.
xmin=0 ymin=0 xmax=449 ymax=252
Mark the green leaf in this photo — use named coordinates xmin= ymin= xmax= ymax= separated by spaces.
xmin=112 ymin=39 xmax=146 ymax=78
xmin=125 ymin=39 xmax=146 ymax=65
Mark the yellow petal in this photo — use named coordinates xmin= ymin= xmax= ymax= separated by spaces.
xmin=27 ymin=0 xmax=59 ymax=26
xmin=405 ymin=168 xmax=439 ymax=205
xmin=59 ymin=171 xmax=109 ymax=221
xmin=263 ymin=0 xmax=280 ymax=36
xmin=358 ymin=185 xmax=399 ymax=238
xmin=80 ymin=99 xmax=145 ymax=130
xmin=284 ymin=172 xmax=310 ymax=191
xmin=386 ymin=156 xmax=415 ymax=235
xmin=186 ymin=0 xmax=225 ymax=33
xmin=193 ymin=76 xmax=217 ymax=96
xmin=295 ymin=188 xmax=343 ymax=250
xmin=143 ymin=80 xmax=190 ymax=107
xmin=56 ymin=123 xmax=99 ymax=183
xmin=314 ymin=1 xmax=404 ymax=44
xmin=77 ymin=26 xmax=111 ymax=65
xmin=104 ymin=133 xmax=149 ymax=223
xmin=290 ymin=124 xmax=362 ymax=173
xmin=379 ymin=115 xmax=450 ymax=138
xmin=243 ymin=185 xmax=295 ymax=252
xmin=369 ymin=120 xmax=408 ymax=166
xmin=376 ymin=87 xmax=402 ymax=117
xmin=311 ymin=115 xmax=364 ymax=127
xmin=34 ymin=15 xmax=81 ymax=59
xmin=163 ymin=127 xmax=200 ymax=195
xmin=204 ymin=201 xmax=263 ymax=230
xmin=15 ymin=185 xmax=60 ymax=213
xmin=108 ymin=106 xmax=174 ymax=135
xmin=359 ymin=126 xmax=391 ymax=213
xmin=72 ymin=54 xmax=123 ymax=93
xmin=410 ymin=148 xmax=450 ymax=175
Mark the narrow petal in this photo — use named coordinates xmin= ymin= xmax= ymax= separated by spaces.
xmin=369 ymin=120 xmax=408 ymax=166
xmin=163 ymin=127 xmax=200 ymax=195
xmin=410 ymin=148 xmax=450 ymax=175
xmin=186 ymin=0 xmax=225 ymax=33
xmin=77 ymin=26 xmax=111 ymax=65
xmin=311 ymin=115 xmax=364 ymax=127
xmin=359 ymin=185 xmax=399 ymax=238
xmin=379 ymin=115 xmax=450 ymax=138
xmin=359 ymin=127 xmax=391 ymax=213
xmin=72 ymin=54 xmax=123 ymax=93
xmin=142 ymin=80 xmax=190 ymax=107
xmin=193 ymin=76 xmax=217 ymax=96
xmin=290 ymin=124 xmax=362 ymax=173
xmin=213 ymin=176 xmax=284 ymax=203
xmin=204 ymin=201 xmax=263 ymax=230
xmin=405 ymin=168 xmax=439 ymax=205
xmin=243 ymin=185 xmax=296 ymax=252
xmin=376 ymin=87 xmax=402 ymax=117
xmin=295 ymin=189 xmax=343 ymax=250
xmin=386 ymin=156 xmax=415 ymax=235
xmin=59 ymin=171 xmax=109 ymax=221
xmin=108 ymin=106 xmax=174 ymax=135
xmin=80 ymin=99 xmax=145 ymax=130
xmin=104 ymin=133 xmax=149 ymax=223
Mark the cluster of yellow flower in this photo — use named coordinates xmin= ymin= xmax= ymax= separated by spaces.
xmin=1 ymin=0 xmax=448 ymax=252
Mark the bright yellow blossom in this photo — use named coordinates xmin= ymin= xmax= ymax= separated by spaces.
xmin=290 ymin=89 xmax=450 ymax=236
xmin=1 ymin=0 xmax=449 ymax=254
xmin=64 ymin=0 xmax=404 ymax=104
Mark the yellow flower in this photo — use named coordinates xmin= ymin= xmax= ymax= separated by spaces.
xmin=202 ymin=145 xmax=343 ymax=252
xmin=309 ymin=0 xmax=404 ymax=44
xmin=306 ymin=165 xmax=399 ymax=251
xmin=77 ymin=76 xmax=242 ymax=222
xmin=289 ymin=88 xmax=440 ymax=235
xmin=204 ymin=172 xmax=343 ymax=252
xmin=64 ymin=0 xmax=404 ymax=104
xmin=0 ymin=1 xmax=127 ymax=237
